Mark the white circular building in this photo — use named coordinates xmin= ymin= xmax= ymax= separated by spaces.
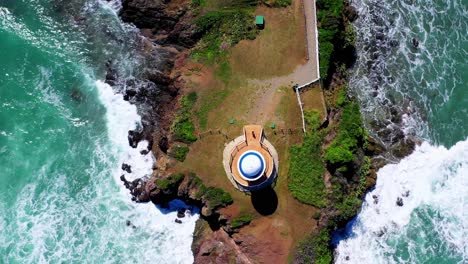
xmin=223 ymin=125 xmax=278 ymax=192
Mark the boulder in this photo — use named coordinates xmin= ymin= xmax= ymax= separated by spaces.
xmin=121 ymin=163 xmax=132 ymax=173
xmin=396 ymin=197 xmax=404 ymax=207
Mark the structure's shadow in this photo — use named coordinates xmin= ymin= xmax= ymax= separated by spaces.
xmin=251 ymin=187 xmax=278 ymax=216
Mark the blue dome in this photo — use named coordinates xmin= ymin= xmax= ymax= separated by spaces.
xmin=238 ymin=151 xmax=265 ymax=181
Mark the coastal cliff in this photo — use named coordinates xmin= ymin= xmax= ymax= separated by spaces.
xmin=112 ymin=0 xmax=418 ymax=263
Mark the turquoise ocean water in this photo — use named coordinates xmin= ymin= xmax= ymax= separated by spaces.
xmin=335 ymin=0 xmax=467 ymax=263
xmin=0 ymin=1 xmax=198 ymax=263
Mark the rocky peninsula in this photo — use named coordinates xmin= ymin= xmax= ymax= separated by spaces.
xmin=110 ymin=0 xmax=418 ymax=263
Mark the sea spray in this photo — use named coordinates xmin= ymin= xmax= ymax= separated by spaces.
xmin=334 ymin=140 xmax=468 ymax=263
xmin=95 ymin=80 xmax=199 ymax=263
xmin=94 ymin=80 xmax=154 ymax=182
xmin=0 ymin=0 xmax=200 ymax=262
xmin=348 ymin=0 xmax=467 ymax=147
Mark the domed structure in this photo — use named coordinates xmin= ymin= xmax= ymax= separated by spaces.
xmin=238 ymin=151 xmax=266 ymax=181
xmin=222 ymin=125 xmax=279 ymax=192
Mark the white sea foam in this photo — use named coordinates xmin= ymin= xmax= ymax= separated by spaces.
xmin=95 ymin=80 xmax=199 ymax=263
xmin=334 ymin=139 xmax=468 ymax=263
xmin=3 ymin=81 xmax=200 ymax=263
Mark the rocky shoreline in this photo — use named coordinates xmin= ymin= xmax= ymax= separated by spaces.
xmin=107 ymin=0 xmax=419 ymax=262
xmin=107 ymin=0 xmax=247 ymax=260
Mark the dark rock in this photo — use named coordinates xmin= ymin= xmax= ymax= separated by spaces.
xmin=140 ymin=149 xmax=149 ymax=155
xmin=120 ymin=174 xmax=130 ymax=188
xmin=120 ymin=0 xmax=202 ymax=48
xmin=125 ymin=88 xmax=137 ymax=98
xmin=128 ymin=130 xmax=144 ymax=148
xmin=402 ymin=190 xmax=410 ymax=197
xmin=392 ymin=139 xmax=416 ymax=158
xmin=177 ymin=208 xmax=186 ymax=218
xmin=345 ymin=256 xmax=350 ymax=261
xmin=146 ymin=69 xmax=172 ymax=86
xmin=159 ymin=136 xmax=169 ymax=153
xmin=126 ymin=220 xmax=136 ymax=228
xmin=372 ymin=194 xmax=379 ymax=204
xmin=412 ymin=38 xmax=419 ymax=48
xmin=122 ymin=163 xmax=132 ymax=173
xmin=175 ymin=219 xmax=182 ymax=224
xmin=396 ymin=197 xmax=404 ymax=207
xmin=120 ymin=0 xmax=175 ymax=30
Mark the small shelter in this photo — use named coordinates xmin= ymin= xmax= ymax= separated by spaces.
xmin=255 ymin=15 xmax=265 ymax=30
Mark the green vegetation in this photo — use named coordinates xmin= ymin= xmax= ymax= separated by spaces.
xmin=156 ymin=173 xmax=185 ymax=190
xmin=288 ymin=129 xmax=327 ymax=208
xmin=344 ymin=23 xmax=356 ymax=48
xmin=264 ymin=0 xmax=292 ymax=7
xmin=304 ymin=110 xmax=322 ymax=131
xmin=197 ymin=89 xmax=230 ymax=129
xmin=324 ymin=101 xmax=365 ymax=170
xmin=230 ymin=214 xmax=254 ymax=228
xmin=172 ymin=92 xmax=198 ymax=143
xmin=193 ymin=8 xmax=257 ymax=64
xmin=190 ymin=174 xmax=233 ymax=209
xmin=173 ymin=145 xmax=190 ymax=162
xmin=215 ymin=60 xmax=232 ymax=84
xmin=335 ymin=87 xmax=347 ymax=107
xmin=296 ymin=229 xmax=332 ymax=264
xmin=191 ymin=0 xmax=206 ymax=8
xmin=316 ymin=0 xmax=343 ymax=79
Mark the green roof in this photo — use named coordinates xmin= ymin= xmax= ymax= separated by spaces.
xmin=255 ymin=16 xmax=264 ymax=25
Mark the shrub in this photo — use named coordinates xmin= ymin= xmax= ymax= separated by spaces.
xmin=197 ymin=185 xmax=233 ymax=209
xmin=296 ymin=229 xmax=332 ymax=264
xmin=288 ymin=131 xmax=327 ymax=207
xmin=172 ymin=92 xmax=198 ymax=143
xmin=156 ymin=173 xmax=185 ymax=190
xmin=344 ymin=23 xmax=356 ymax=48
xmin=231 ymin=214 xmax=254 ymax=228
xmin=325 ymin=101 xmax=365 ymax=167
xmin=304 ymin=110 xmax=321 ymax=131
xmin=190 ymin=174 xmax=233 ymax=209
xmin=316 ymin=0 xmax=343 ymax=80
xmin=335 ymin=87 xmax=347 ymax=107
xmin=173 ymin=145 xmax=190 ymax=162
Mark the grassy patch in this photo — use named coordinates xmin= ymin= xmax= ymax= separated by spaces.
xmin=214 ymin=60 xmax=232 ymax=84
xmin=193 ymin=8 xmax=257 ymax=64
xmin=173 ymin=145 xmax=190 ymax=162
xmin=231 ymin=214 xmax=254 ymax=228
xmin=324 ymin=101 xmax=365 ymax=170
xmin=288 ymin=130 xmax=327 ymax=208
xmin=316 ymin=0 xmax=343 ymax=79
xmin=172 ymin=92 xmax=198 ymax=143
xmin=196 ymin=89 xmax=230 ymax=129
